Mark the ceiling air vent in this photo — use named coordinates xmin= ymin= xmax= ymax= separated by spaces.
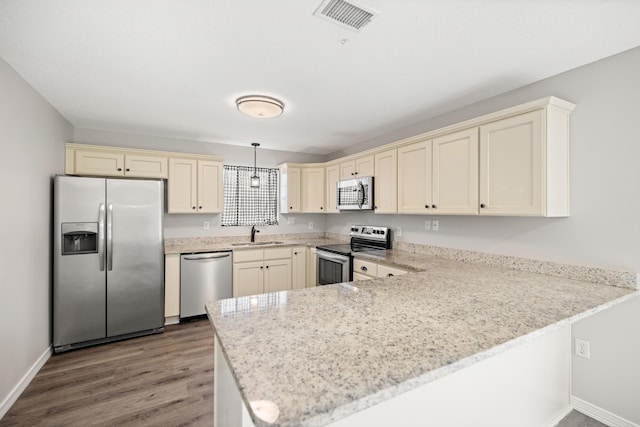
xmin=313 ymin=0 xmax=379 ymax=32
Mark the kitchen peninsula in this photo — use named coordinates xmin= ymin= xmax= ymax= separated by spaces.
xmin=206 ymin=251 xmax=637 ymax=427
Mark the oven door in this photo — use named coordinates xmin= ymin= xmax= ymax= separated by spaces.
xmin=316 ymin=250 xmax=351 ymax=285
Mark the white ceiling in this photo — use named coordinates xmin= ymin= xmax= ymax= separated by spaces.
xmin=1 ymin=1 xmax=640 ymax=155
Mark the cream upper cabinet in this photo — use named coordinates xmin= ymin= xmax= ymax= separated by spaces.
xmin=233 ymin=248 xmax=293 ymax=297
xmin=168 ymin=157 xmax=223 ymax=214
xmin=291 ymin=247 xmax=307 ymax=290
xmin=71 ymin=148 xmax=168 ymax=178
xmin=325 ymin=164 xmax=340 ymax=214
xmin=479 ymin=108 xmax=569 ymax=216
xmin=397 ymin=140 xmax=433 ymax=214
xmin=340 ymin=155 xmax=374 ymax=179
xmin=432 ymin=128 xmax=479 ymax=215
xmin=280 ymin=165 xmax=301 ymax=213
xmin=302 ymin=167 xmax=325 ymax=213
xmin=374 ymin=149 xmax=397 ymax=214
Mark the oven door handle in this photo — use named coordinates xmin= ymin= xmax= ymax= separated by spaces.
xmin=318 ymin=252 xmax=349 ymax=264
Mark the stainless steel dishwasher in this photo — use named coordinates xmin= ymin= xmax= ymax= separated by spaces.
xmin=180 ymin=251 xmax=232 ymax=318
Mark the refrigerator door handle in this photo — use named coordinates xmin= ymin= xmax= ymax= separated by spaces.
xmin=107 ymin=203 xmax=114 ymax=271
xmin=98 ymin=203 xmax=106 ymax=271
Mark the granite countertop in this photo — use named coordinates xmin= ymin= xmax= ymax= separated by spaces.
xmin=206 ymin=256 xmax=637 ymax=427
xmin=164 ymin=235 xmax=346 ymax=254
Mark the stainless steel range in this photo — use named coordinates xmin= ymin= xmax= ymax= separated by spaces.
xmin=316 ymin=225 xmax=391 ymax=285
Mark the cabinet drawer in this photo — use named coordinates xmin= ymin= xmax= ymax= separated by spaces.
xmin=353 ymin=259 xmax=378 ymax=277
xmin=352 ymin=272 xmax=373 ymax=281
xmin=233 ymin=249 xmax=263 ymax=262
xmin=264 ymin=247 xmax=292 ymax=260
xmin=377 ymin=264 xmax=407 ymax=278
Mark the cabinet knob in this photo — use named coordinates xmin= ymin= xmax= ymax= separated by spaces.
xmin=387 ymin=273 xmax=394 ymax=277
xmin=354 ymin=172 xmax=358 ymax=175
xmin=294 ymin=252 xmax=298 ymax=255
xmin=260 ymin=266 xmax=263 ymax=269
xmin=480 ymin=203 xmax=486 ymax=208
xmin=361 ymin=266 xmax=368 ymax=271
xmin=289 ymin=206 xmax=293 ymax=209
xmin=351 ymin=172 xmax=354 ymax=176
xmin=126 ymin=168 xmax=130 ymax=172
xmin=192 ymin=206 xmax=196 ymax=210
xmin=432 ymin=204 xmax=437 ymax=209
xmin=265 ymin=265 xmax=269 ymax=269
xmin=425 ymin=205 xmax=430 ymax=209
xmin=117 ymin=168 xmax=122 ymax=171
xmin=199 ymin=206 xmax=202 ymax=209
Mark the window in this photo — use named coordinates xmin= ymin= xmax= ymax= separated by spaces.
xmin=221 ymin=165 xmax=278 ymax=226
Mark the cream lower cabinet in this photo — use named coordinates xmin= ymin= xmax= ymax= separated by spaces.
xmin=373 ymin=149 xmax=397 ymax=213
xmin=233 ymin=248 xmax=292 ymax=297
xmin=432 ymin=128 xmax=479 ymax=215
xmin=352 ymin=258 xmax=408 ymax=280
xmin=479 ymin=108 xmax=570 ymax=216
xmin=292 ymin=246 xmax=307 ymax=290
xmin=164 ymin=254 xmax=181 ymax=324
xmin=168 ymin=158 xmax=223 ymax=214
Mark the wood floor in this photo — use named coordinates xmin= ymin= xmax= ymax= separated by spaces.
xmin=1 ymin=318 xmax=214 ymax=427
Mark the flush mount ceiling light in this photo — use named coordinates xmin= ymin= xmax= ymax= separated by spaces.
xmin=251 ymin=142 xmax=261 ymax=188
xmin=236 ymin=95 xmax=284 ymax=118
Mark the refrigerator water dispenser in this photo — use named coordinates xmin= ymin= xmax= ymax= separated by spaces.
xmin=61 ymin=222 xmax=98 ymax=255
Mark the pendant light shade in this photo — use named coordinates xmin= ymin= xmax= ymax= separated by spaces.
xmin=251 ymin=143 xmax=260 ymax=188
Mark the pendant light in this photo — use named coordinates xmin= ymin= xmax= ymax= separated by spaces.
xmin=250 ymin=143 xmax=260 ymax=188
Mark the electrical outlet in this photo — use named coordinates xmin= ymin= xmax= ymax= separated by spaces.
xmin=575 ymin=338 xmax=591 ymax=359
xmin=308 ymin=222 xmax=314 ymax=230
xmin=396 ymin=227 xmax=402 ymax=237
xmin=203 ymin=221 xmax=210 ymax=230
xmin=432 ymin=220 xmax=439 ymax=231
xmin=425 ymin=220 xmax=431 ymax=231
xmin=287 ymin=217 xmax=295 ymax=225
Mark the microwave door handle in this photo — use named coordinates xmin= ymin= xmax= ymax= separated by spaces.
xmin=98 ymin=203 xmax=105 ymax=271
xmin=357 ymin=181 xmax=365 ymax=208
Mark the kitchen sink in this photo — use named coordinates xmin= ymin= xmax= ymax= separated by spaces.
xmin=230 ymin=241 xmax=284 ymax=247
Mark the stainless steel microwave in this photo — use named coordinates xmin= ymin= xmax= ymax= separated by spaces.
xmin=337 ymin=176 xmax=374 ymax=210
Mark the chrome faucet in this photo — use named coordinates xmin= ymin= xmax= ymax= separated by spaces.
xmin=250 ymin=225 xmax=260 ymax=242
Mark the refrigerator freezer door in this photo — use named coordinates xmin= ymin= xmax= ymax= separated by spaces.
xmin=106 ymin=179 xmax=164 ymax=337
xmin=54 ymin=176 xmax=107 ymax=347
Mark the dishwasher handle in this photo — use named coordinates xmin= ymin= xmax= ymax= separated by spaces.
xmin=183 ymin=253 xmax=231 ymax=261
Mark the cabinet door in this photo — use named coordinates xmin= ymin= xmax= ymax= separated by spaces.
xmin=325 ymin=164 xmax=340 ymax=214
xmin=432 ymin=128 xmax=479 ymax=215
xmin=233 ymin=261 xmax=264 ymax=297
xmin=264 ymin=259 xmax=292 ymax=293
xmin=164 ymin=254 xmax=180 ymax=319
xmin=168 ymin=158 xmax=198 ymax=213
xmin=374 ymin=149 xmax=397 ymax=214
xmin=74 ymin=150 xmax=125 ymax=176
xmin=479 ymin=110 xmax=544 ymax=216
xmin=281 ymin=166 xmax=301 ymax=213
xmin=124 ymin=154 xmax=168 ymax=178
xmin=198 ymin=160 xmax=223 ymax=213
xmin=340 ymin=160 xmax=356 ymax=179
xmin=302 ymin=167 xmax=325 ymax=213
xmin=291 ymin=247 xmax=307 ymax=290
xmin=355 ymin=155 xmax=375 ymax=177
xmin=397 ymin=140 xmax=432 ymax=214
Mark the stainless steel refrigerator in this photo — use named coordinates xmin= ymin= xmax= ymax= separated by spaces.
xmin=53 ymin=176 xmax=164 ymax=353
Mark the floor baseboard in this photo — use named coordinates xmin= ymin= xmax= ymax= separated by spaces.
xmin=0 ymin=345 xmax=51 ymax=420
xmin=571 ymin=395 xmax=639 ymax=427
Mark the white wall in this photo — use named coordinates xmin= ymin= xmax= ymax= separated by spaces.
xmin=73 ymin=128 xmax=327 ymax=238
xmin=326 ymin=46 xmax=640 ymax=423
xmin=0 ymin=58 xmax=71 ymax=416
